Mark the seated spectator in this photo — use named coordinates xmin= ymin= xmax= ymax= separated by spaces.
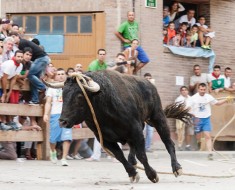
xmin=107 ymin=53 xmax=133 ymax=74
xmin=190 ymin=25 xmax=199 ymax=47
xmin=208 ymin=65 xmax=225 ymax=93
xmin=184 ymin=31 xmax=192 ymax=48
xmin=163 ymin=6 xmax=170 ymax=27
xmin=176 ymin=9 xmax=196 ymax=30
xmin=223 ymin=67 xmax=233 ymax=92
xmin=189 ymin=64 xmax=209 ymax=95
xmin=175 ymin=86 xmax=194 ymax=151
xmin=172 ymin=31 xmax=181 ymax=47
xmin=196 ymin=15 xmax=215 ymax=50
xmin=163 ymin=22 xmax=176 ymax=45
xmin=178 ymin=22 xmax=188 ymax=46
xmin=66 ymin=67 xmax=75 ymax=76
xmin=169 ymin=1 xmax=185 ymax=22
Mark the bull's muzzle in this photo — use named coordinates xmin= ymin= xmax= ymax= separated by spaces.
xmin=59 ymin=119 xmax=68 ymax=128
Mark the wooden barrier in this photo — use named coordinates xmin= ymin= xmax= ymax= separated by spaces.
xmin=211 ymin=91 xmax=235 ymax=141
xmin=0 ymin=80 xmax=94 ymax=160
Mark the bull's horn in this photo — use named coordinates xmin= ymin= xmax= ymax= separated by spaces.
xmin=42 ymin=79 xmax=64 ymax=88
xmin=83 ymin=80 xmax=100 ymax=92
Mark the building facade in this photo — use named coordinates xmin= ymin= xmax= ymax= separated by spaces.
xmin=1 ymin=0 xmax=235 ymax=133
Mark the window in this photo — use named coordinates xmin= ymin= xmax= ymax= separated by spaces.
xmin=11 ymin=14 xmax=93 ymax=35
xmin=66 ymin=16 xmax=78 ymax=33
xmin=80 ymin=15 xmax=92 ymax=33
xmin=53 ymin=16 xmax=64 ymax=34
xmin=25 ymin=16 xmax=36 ymax=33
xmin=39 ymin=16 xmax=50 ymax=34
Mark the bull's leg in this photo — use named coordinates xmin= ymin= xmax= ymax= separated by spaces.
xmin=129 ymin=132 xmax=159 ymax=183
xmin=149 ymin=112 xmax=182 ymax=177
xmin=102 ymin=140 xmax=140 ymax=183
xmin=127 ymin=145 xmax=137 ymax=166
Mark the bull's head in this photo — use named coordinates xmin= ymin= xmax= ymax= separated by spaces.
xmin=43 ymin=73 xmax=100 ymax=128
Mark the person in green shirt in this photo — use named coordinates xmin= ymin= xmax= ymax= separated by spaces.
xmin=115 ymin=11 xmax=150 ymax=74
xmin=88 ymin=49 xmax=107 ymax=71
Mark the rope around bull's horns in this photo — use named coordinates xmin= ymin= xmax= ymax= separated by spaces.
xmin=75 ymin=75 xmax=235 ymax=179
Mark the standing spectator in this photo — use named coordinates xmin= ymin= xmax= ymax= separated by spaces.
xmin=163 ymin=22 xmax=176 ymax=45
xmin=88 ymin=49 xmax=107 ymax=71
xmin=43 ymin=68 xmax=72 ymax=166
xmin=208 ymin=65 xmax=225 ymax=94
xmin=74 ymin=63 xmax=83 ymax=74
xmin=223 ymin=67 xmax=233 ymax=91
xmin=177 ymin=9 xmax=196 ymax=30
xmin=66 ymin=68 xmax=75 ymax=76
xmin=86 ymin=49 xmax=108 ymax=162
xmin=143 ymin=73 xmax=155 ymax=152
xmin=0 ymin=18 xmax=11 ymax=39
xmin=0 ymin=50 xmax=23 ymax=130
xmin=163 ymin=6 xmax=170 ymax=27
xmin=189 ymin=83 xmax=229 ymax=160
xmin=175 ymin=86 xmax=194 ymax=151
xmin=196 ymin=15 xmax=215 ymax=50
xmin=169 ymin=1 xmax=185 ymax=22
xmin=115 ymin=11 xmax=150 ymax=74
xmin=189 ymin=64 xmax=209 ymax=95
xmin=2 ymin=37 xmax=15 ymax=63
xmin=11 ymin=24 xmax=20 ymax=33
xmin=10 ymin=32 xmax=50 ymax=105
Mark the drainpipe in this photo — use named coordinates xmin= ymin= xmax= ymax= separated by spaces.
xmin=132 ymin=0 xmax=135 ymax=12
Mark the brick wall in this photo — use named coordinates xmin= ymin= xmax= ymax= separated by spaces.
xmin=1 ymin=0 xmax=235 ymax=132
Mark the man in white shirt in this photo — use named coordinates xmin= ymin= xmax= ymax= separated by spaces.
xmin=177 ymin=9 xmax=196 ymax=30
xmin=0 ymin=50 xmax=23 ymax=103
xmin=189 ymin=83 xmax=229 ymax=160
xmin=223 ymin=67 xmax=233 ymax=91
xmin=175 ymin=86 xmax=194 ymax=151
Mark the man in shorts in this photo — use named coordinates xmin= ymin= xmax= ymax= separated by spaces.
xmin=43 ymin=68 xmax=72 ymax=166
xmin=115 ymin=11 xmax=150 ymax=74
xmin=189 ymin=83 xmax=229 ymax=160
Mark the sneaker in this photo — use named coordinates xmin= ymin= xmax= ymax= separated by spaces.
xmin=185 ymin=145 xmax=191 ymax=151
xmin=0 ymin=123 xmax=13 ymax=131
xmin=201 ymin=45 xmax=207 ymax=49
xmin=178 ymin=147 xmax=184 ymax=151
xmin=28 ymin=101 xmax=40 ymax=106
xmin=72 ymin=154 xmax=83 ymax=160
xmin=208 ymin=153 xmax=214 ymax=160
xmin=85 ymin=157 xmax=100 ymax=162
xmin=66 ymin=155 xmax=74 ymax=160
xmin=61 ymin=159 xmax=69 ymax=166
xmin=206 ymin=46 xmax=211 ymax=50
xmin=50 ymin=151 xmax=58 ymax=164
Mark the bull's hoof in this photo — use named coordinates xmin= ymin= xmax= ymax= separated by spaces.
xmin=129 ymin=172 xmax=140 ymax=183
xmin=150 ymin=175 xmax=159 ymax=183
xmin=173 ymin=168 xmax=183 ymax=177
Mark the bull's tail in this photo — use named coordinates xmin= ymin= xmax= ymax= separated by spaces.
xmin=164 ymin=102 xmax=193 ymax=124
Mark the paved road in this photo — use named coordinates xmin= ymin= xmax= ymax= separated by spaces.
xmin=0 ymin=151 xmax=235 ymax=190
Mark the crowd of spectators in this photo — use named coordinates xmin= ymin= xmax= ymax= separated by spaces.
xmin=0 ymin=13 xmax=154 ymax=165
xmin=163 ymin=1 xmax=215 ymax=50
xmin=175 ymin=64 xmax=234 ymax=160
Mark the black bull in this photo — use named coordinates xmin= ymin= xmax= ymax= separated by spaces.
xmin=55 ymin=70 xmax=189 ymax=183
